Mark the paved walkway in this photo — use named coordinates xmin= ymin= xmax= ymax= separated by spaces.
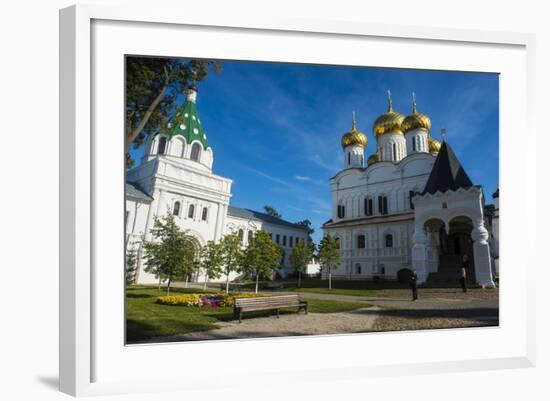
xmin=141 ymin=307 xmax=380 ymax=343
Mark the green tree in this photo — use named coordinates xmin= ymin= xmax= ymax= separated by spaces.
xmin=125 ymin=57 xmax=221 ymax=166
xmin=263 ymin=205 xmax=282 ymax=219
xmin=318 ymin=235 xmax=341 ymax=290
xmin=125 ymin=246 xmax=138 ymax=285
xmin=220 ymin=234 xmax=244 ymax=294
xmin=241 ymin=231 xmax=282 ymax=293
xmin=142 ymin=213 xmax=197 ymax=295
xmin=290 ymin=239 xmax=314 ymax=288
xmin=294 ymin=219 xmax=315 ymax=239
xmin=198 ymin=241 xmax=224 ymax=291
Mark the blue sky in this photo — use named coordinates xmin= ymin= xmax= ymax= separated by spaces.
xmin=131 ymin=61 xmax=499 ymax=244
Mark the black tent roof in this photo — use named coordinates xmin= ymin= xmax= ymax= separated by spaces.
xmin=422 ymin=141 xmax=473 ymax=195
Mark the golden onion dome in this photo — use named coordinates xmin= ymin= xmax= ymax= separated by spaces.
xmin=367 ymin=153 xmax=379 ymax=166
xmin=428 ymin=136 xmax=441 ymax=155
xmin=402 ymin=93 xmax=432 ymax=133
xmin=372 ymin=91 xmax=405 ymax=137
xmin=341 ymin=112 xmax=368 ymax=148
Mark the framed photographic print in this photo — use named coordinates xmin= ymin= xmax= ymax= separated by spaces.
xmin=59 ymin=3 xmax=536 ymax=397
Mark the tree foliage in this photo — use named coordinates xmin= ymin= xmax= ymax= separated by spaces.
xmin=142 ymin=213 xmax=197 ymax=294
xmin=198 ymin=241 xmax=224 ymax=290
xmin=263 ymin=205 xmax=282 ymax=219
xmin=318 ymin=235 xmax=341 ymax=290
xmin=219 ymin=233 xmax=244 ymax=293
xmin=290 ymin=239 xmax=314 ymax=287
xmin=125 ymin=57 xmax=221 ymax=165
xmin=294 ymin=218 xmax=315 ymax=237
xmin=125 ymin=246 xmax=138 ymax=285
xmin=241 ymin=231 xmax=282 ymax=292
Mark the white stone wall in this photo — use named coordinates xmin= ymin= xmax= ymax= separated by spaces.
xmin=405 ymin=129 xmax=429 ymax=154
xmin=377 ymin=131 xmax=406 ymax=162
xmin=325 ymin=152 xmax=436 ymax=280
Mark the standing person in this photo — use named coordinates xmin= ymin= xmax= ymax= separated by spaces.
xmin=460 ymin=254 xmax=469 ymax=293
xmin=410 ymin=270 xmax=418 ymax=301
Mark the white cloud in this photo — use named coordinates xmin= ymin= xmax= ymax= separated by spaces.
xmin=295 ymin=175 xmax=311 ymax=181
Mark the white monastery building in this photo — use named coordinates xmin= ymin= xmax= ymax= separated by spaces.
xmin=126 ymin=87 xmax=310 ymax=284
xmin=322 ymin=93 xmax=498 ymax=287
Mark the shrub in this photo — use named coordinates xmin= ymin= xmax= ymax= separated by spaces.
xmin=156 ymin=292 xmax=268 ymax=308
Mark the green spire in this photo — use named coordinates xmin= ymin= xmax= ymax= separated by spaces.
xmin=160 ymin=87 xmax=210 ymax=150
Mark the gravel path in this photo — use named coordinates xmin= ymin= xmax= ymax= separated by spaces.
xmin=140 ymin=307 xmax=380 ymax=343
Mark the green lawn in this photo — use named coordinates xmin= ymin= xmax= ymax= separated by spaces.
xmin=126 ymin=285 xmax=368 ymax=343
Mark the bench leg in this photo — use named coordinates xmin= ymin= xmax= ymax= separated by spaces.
xmin=276 ymin=309 xmax=280 ymax=319
xmin=239 ymin=310 xmax=242 ymax=323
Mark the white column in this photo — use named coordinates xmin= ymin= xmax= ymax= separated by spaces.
xmin=471 ymin=220 xmax=496 ymax=288
xmin=412 ymin=224 xmax=428 ymax=283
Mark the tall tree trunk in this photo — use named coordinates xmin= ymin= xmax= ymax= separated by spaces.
xmin=167 ymin=276 xmax=172 ymax=295
xmin=125 ymin=81 xmax=170 ymax=153
xmin=225 ymin=273 xmax=230 ymax=294
xmin=184 ymin=275 xmax=189 ymax=289
xmin=328 ymin=268 xmax=332 ymax=290
xmin=255 ymin=273 xmax=259 ymax=294
xmin=203 ymin=274 xmax=208 ymax=291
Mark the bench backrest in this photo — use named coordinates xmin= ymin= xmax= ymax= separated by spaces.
xmin=235 ymin=295 xmax=301 ymax=308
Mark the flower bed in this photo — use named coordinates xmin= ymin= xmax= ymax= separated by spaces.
xmin=157 ymin=292 xmax=268 ymax=308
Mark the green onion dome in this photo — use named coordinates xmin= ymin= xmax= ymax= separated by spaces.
xmin=160 ymin=87 xmax=210 ymax=149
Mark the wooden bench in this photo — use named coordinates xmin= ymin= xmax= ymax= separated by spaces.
xmin=233 ymin=295 xmax=308 ymax=323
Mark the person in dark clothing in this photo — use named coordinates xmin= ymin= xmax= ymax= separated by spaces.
xmin=460 ymin=254 xmax=469 ymax=293
xmin=410 ymin=270 xmax=418 ymax=301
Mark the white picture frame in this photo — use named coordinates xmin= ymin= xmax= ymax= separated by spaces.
xmin=59 ymin=3 xmax=536 ymax=397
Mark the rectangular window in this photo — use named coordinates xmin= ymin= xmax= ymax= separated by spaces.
xmin=409 ymin=190 xmax=415 ymax=210
xmin=378 ymin=196 xmax=383 ymax=214
xmin=357 ymin=235 xmax=366 ymax=249
xmin=276 ymin=234 xmax=280 ymax=244
xmin=289 ymin=236 xmax=293 ymax=247
xmin=383 ymin=196 xmax=388 ymax=214
xmin=365 ymin=198 xmax=373 ymax=216
xmin=283 ymin=236 xmax=287 ymax=246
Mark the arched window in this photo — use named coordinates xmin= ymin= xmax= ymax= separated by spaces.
xmin=335 ymin=237 xmax=341 ymax=249
xmin=364 ymin=197 xmax=373 ymax=216
xmin=357 ymin=234 xmax=366 ymax=249
xmin=248 ymin=230 xmax=253 ymax=244
xmin=173 ymin=201 xmax=181 ymax=216
xmin=385 ymin=234 xmax=393 ymax=248
xmin=201 ymin=207 xmax=208 ymax=221
xmin=157 ymin=136 xmax=167 ymax=155
xmin=187 ymin=204 xmax=195 ymax=219
xmin=337 ymin=204 xmax=346 ymax=218
xmin=238 ymin=229 xmax=244 ymax=242
xmin=190 ymin=143 xmax=201 ymax=162
xmin=355 ymin=263 xmax=362 ymax=275
xmin=392 ymin=143 xmax=397 ymax=161
xmin=378 ymin=195 xmax=388 ymax=215
xmin=412 ymin=137 xmax=416 ymax=152
xmin=347 ymin=152 xmax=351 ymax=166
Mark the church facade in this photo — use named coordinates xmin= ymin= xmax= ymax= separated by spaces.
xmin=322 ymin=95 xmax=497 ymax=287
xmin=125 ymin=87 xmax=310 ymax=285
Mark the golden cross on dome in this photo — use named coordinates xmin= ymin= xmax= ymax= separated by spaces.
xmin=412 ymin=91 xmax=417 ymax=113
xmin=387 ymin=90 xmax=393 ymax=112
xmin=441 ymin=128 xmax=447 ymax=142
xmin=352 ymin=110 xmax=356 ymax=129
